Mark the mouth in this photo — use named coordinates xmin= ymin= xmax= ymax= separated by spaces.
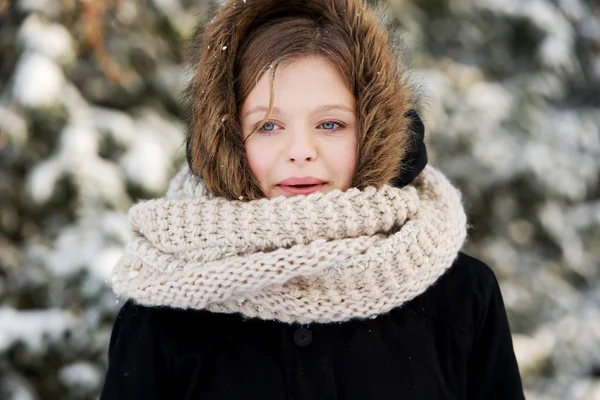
xmin=277 ymin=183 xmax=326 ymax=196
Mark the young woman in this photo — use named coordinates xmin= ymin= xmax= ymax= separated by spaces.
xmin=101 ymin=0 xmax=525 ymax=399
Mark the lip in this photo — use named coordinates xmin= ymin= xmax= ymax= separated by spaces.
xmin=278 ymin=183 xmax=326 ymax=196
xmin=278 ymin=177 xmax=326 ymax=186
xmin=277 ymin=176 xmax=327 ymax=196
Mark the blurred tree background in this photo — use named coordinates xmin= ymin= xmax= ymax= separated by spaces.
xmin=0 ymin=0 xmax=599 ymax=399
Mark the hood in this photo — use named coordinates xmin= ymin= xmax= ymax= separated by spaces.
xmin=184 ymin=0 xmax=426 ymax=199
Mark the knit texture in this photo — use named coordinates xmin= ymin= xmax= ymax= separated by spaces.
xmin=111 ymin=165 xmax=467 ymax=324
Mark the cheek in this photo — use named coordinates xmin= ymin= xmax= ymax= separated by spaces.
xmin=327 ymin=138 xmax=357 ymax=187
xmin=244 ymin=141 xmax=274 ymax=183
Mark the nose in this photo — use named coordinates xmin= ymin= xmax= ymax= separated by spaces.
xmin=286 ymin=128 xmax=317 ymax=163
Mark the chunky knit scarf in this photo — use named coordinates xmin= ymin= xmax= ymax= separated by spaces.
xmin=111 ymin=165 xmax=467 ymax=324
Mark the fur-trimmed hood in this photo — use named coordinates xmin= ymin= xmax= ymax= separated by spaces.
xmin=184 ymin=0 xmax=426 ymax=199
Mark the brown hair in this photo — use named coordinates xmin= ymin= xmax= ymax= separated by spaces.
xmin=185 ymin=0 xmax=415 ymax=200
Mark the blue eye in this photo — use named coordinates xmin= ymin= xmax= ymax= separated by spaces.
xmin=262 ymin=122 xmax=276 ymax=131
xmin=258 ymin=121 xmax=282 ymax=134
xmin=319 ymin=120 xmax=345 ymax=131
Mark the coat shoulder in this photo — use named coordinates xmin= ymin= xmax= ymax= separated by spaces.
xmin=398 ymin=251 xmax=502 ymax=342
xmin=439 ymin=251 xmax=499 ymax=298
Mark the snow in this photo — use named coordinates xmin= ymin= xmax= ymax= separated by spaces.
xmin=473 ymin=0 xmax=521 ymax=15
xmin=539 ymin=202 xmax=586 ymax=268
xmin=91 ymin=107 xmax=136 ymax=148
xmin=512 ymin=330 xmax=555 ymax=377
xmin=150 ymin=0 xmax=195 ymax=39
xmin=448 ymin=81 xmax=514 ymax=142
xmin=59 ymin=124 xmax=99 ymax=156
xmin=539 ymin=34 xmax=576 ymax=75
xmin=32 ymin=210 xmax=130 ymax=280
xmin=120 ymin=135 xmax=171 ymax=193
xmin=25 ymin=122 xmax=131 ymax=207
xmin=521 ymin=109 xmax=600 ymax=201
xmin=62 ymin=83 xmax=93 ymax=124
xmin=26 ymin=157 xmax=65 ymax=204
xmin=0 ymin=307 xmax=77 ymax=352
xmin=0 ymin=105 xmax=28 ymax=146
xmin=17 ymin=14 xmax=75 ymax=65
xmin=59 ymin=362 xmax=102 ymax=391
xmin=472 ymin=133 xmax=523 ymax=182
xmin=90 ymin=247 xmax=126 ymax=283
xmin=152 ymin=0 xmax=183 ymax=14
xmin=593 ymin=56 xmax=600 ymax=81
xmin=475 ymin=0 xmax=578 ymax=76
xmin=17 ymin=0 xmax=60 ymax=18
xmin=12 ymin=52 xmax=65 ymax=109
xmin=117 ymin=0 xmax=139 ymax=25
xmin=120 ymin=109 xmax=185 ymax=194
xmin=581 ymin=16 xmax=600 ymax=41
xmin=557 ymin=0 xmax=588 ymax=21
xmin=55 ymin=125 xmax=128 ymax=204
xmin=1 ymin=374 xmax=37 ymax=400
xmin=464 ymin=82 xmax=513 ymax=122
xmin=524 ymin=140 xmax=593 ymax=201
xmin=72 ymin=158 xmax=130 ymax=206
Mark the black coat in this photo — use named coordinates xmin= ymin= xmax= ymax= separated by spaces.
xmin=100 ymin=252 xmax=524 ymax=399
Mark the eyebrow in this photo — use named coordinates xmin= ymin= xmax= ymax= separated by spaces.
xmin=242 ymin=104 xmax=355 ymax=119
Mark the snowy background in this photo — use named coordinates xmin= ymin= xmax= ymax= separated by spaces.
xmin=0 ymin=0 xmax=599 ymax=399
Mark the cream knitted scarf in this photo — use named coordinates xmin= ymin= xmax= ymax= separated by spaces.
xmin=111 ymin=165 xmax=467 ymax=324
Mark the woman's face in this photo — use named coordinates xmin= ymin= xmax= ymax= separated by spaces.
xmin=240 ymin=55 xmax=357 ymax=198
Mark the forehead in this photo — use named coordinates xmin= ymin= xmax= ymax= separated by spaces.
xmin=241 ymin=55 xmax=355 ymax=114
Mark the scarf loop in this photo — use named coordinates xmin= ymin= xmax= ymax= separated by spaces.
xmin=111 ymin=165 xmax=467 ymax=324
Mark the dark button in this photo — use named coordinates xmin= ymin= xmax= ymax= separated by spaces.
xmin=294 ymin=327 xmax=312 ymax=347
